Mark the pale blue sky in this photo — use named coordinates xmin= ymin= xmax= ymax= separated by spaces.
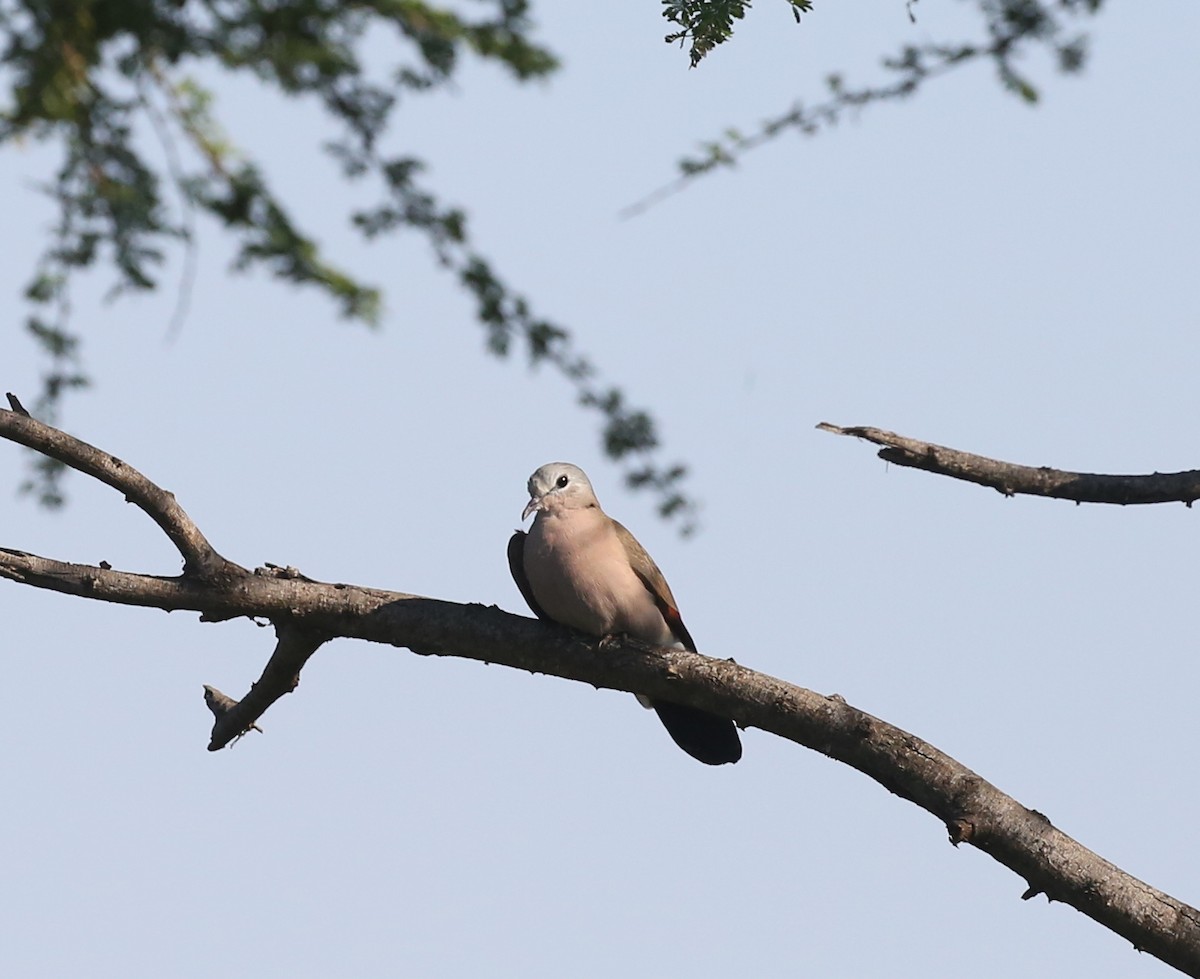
xmin=2 ymin=2 xmax=1198 ymax=976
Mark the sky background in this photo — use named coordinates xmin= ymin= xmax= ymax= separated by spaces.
xmin=2 ymin=1 xmax=1199 ymax=976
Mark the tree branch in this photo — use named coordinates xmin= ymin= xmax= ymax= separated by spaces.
xmin=818 ymin=422 xmax=1200 ymax=506
xmin=203 ymin=684 xmax=262 ymax=742
xmin=4 ymin=402 xmax=1200 ymax=975
xmin=627 ymin=1 xmax=1101 ymax=215
xmin=6 ymin=392 xmax=31 ymax=417
xmin=205 ymin=617 xmax=329 ymax=751
xmin=1 ymin=394 xmax=236 ymax=573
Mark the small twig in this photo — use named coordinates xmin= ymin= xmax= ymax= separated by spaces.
xmin=6 ymin=393 xmax=31 ymax=417
xmin=206 ymin=620 xmax=329 ymax=751
xmin=818 ymin=422 xmax=1200 ymax=506
xmin=137 ymin=64 xmax=200 ymax=343
xmin=1 ymin=395 xmax=236 ymax=574
xmin=202 ymin=685 xmax=264 ymax=742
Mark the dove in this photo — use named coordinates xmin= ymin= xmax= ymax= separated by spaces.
xmin=508 ymin=463 xmax=741 ymax=765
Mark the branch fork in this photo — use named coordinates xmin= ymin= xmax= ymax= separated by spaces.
xmin=2 ymin=392 xmax=319 ymax=746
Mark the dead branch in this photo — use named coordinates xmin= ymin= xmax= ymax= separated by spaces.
xmin=817 ymin=422 xmax=1200 ymax=505
xmin=4 ymin=400 xmax=1200 ymax=975
xmin=6 ymin=392 xmax=31 ymax=416
xmin=0 ymin=395 xmax=292 ymax=743
xmin=203 ymin=685 xmax=263 ymax=741
xmin=205 ymin=619 xmax=329 ymax=750
xmin=0 ymin=394 xmax=236 ymax=575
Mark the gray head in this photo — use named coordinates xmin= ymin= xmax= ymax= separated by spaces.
xmin=522 ymin=462 xmax=600 ymax=520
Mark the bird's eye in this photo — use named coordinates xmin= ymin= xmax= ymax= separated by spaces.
xmin=556 ymin=474 xmax=569 ymax=488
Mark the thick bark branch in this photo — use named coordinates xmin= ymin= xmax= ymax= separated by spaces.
xmin=4 ymin=402 xmax=1200 ymax=975
xmin=3 ymin=546 xmax=1199 ymax=971
xmin=817 ymin=422 xmax=1200 ymax=506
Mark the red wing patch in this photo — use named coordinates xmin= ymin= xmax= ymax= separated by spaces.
xmin=655 ymin=597 xmax=697 ymax=652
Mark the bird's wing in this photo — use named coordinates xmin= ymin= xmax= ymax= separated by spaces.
xmin=507 ymin=530 xmax=551 ymax=621
xmin=611 ymin=518 xmax=697 ymax=652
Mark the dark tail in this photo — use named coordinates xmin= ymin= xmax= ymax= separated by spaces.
xmin=652 ymin=701 xmax=742 ymax=765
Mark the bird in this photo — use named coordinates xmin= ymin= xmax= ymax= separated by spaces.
xmin=507 ymin=462 xmax=742 ymax=765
